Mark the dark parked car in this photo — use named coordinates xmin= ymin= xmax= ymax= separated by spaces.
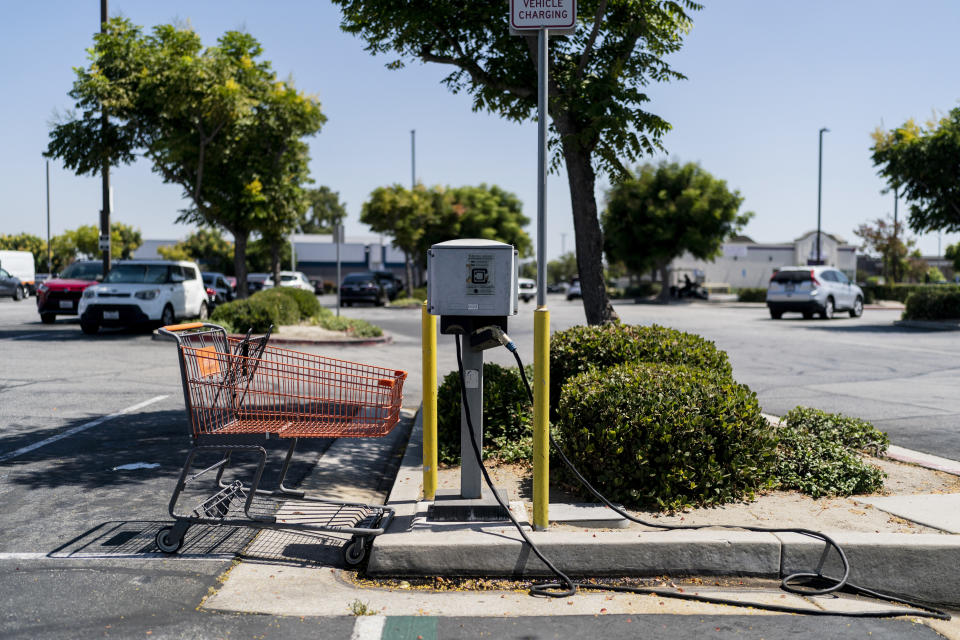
xmin=339 ymin=272 xmax=388 ymax=306
xmin=35 ymin=260 xmax=103 ymax=322
xmin=246 ymin=273 xmax=272 ymax=294
xmin=0 ymin=267 xmax=26 ymax=301
xmin=202 ymin=272 xmax=235 ymax=303
xmin=371 ymin=270 xmax=403 ymax=301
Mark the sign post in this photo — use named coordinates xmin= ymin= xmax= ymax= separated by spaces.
xmin=509 ymin=0 xmax=575 ymax=531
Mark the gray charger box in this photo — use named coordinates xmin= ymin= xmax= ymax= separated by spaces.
xmin=427 ymin=239 xmax=518 ymax=317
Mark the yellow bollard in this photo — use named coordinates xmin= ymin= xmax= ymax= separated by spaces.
xmin=421 ymin=301 xmax=438 ymax=500
xmin=533 ymin=306 xmax=550 ymax=530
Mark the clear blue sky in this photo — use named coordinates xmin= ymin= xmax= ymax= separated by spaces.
xmin=3 ymin=1 xmax=959 ymax=261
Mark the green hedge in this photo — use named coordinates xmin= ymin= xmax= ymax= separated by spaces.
xmin=554 ymin=362 xmax=776 ymax=511
xmin=737 ymin=288 xmax=767 ymax=303
xmin=903 ymin=288 xmax=960 ymax=320
xmin=549 ymin=323 xmax=732 ymax=407
xmin=862 ymin=283 xmax=960 ymax=304
xmin=210 ymin=295 xmax=287 ymax=333
xmin=774 ymin=407 xmax=888 ymax=497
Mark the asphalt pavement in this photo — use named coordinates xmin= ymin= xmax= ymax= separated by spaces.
xmin=2 ymin=295 xmax=959 ymax=639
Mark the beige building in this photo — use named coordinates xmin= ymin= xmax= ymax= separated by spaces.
xmin=669 ymin=231 xmax=857 ymax=289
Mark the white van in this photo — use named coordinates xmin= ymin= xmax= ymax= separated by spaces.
xmin=0 ymin=250 xmax=36 ymax=295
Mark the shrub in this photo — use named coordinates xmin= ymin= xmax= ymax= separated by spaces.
xmin=411 ymin=287 xmax=427 ymax=301
xmin=554 ymin=362 xmax=776 ymax=511
xmin=737 ymin=287 xmax=767 ymax=303
xmin=210 ymin=297 xmax=280 ymax=333
xmin=903 ymin=288 xmax=960 ymax=320
xmin=313 ymin=313 xmax=383 ymax=337
xmin=550 ymin=323 xmax=733 ymax=407
xmin=863 ymin=283 xmax=960 ymax=304
xmin=436 ymin=363 xmax=532 ymax=465
xmin=773 ymin=407 xmax=887 ymax=498
xmin=625 ymin=283 xmax=661 ymax=299
xmin=270 ymin=286 xmax=321 ymax=318
xmin=248 ymin=289 xmax=301 ymax=325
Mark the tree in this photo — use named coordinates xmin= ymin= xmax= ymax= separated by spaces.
xmin=301 ymin=186 xmax=348 ymax=234
xmin=46 ymin=19 xmax=323 ymax=297
xmin=547 ymin=252 xmax=578 ymax=284
xmin=157 ymin=228 xmax=234 ymax=274
xmin=944 ymin=242 xmax=960 ymax=275
xmin=871 ymin=108 xmax=960 ymax=234
xmin=333 ymin=0 xmax=701 ymax=324
xmin=602 ymin=161 xmax=751 ymax=299
xmin=65 ymin=223 xmax=142 ymax=260
xmin=853 ymin=216 xmax=913 ymax=283
xmin=361 ymin=183 xmax=532 ymax=294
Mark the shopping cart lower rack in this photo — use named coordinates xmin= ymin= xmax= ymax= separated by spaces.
xmin=155 ymin=322 xmax=407 ymax=565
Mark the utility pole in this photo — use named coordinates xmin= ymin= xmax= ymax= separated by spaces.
xmin=816 ymin=127 xmax=829 ymax=265
xmin=411 ymin=129 xmax=416 ymax=189
xmin=46 ymin=160 xmax=51 ymax=273
xmin=99 ymin=0 xmax=111 ymax=277
xmin=893 ymin=186 xmax=899 ymax=282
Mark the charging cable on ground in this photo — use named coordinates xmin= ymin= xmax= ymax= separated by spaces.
xmin=453 ymin=332 xmax=950 ymax=619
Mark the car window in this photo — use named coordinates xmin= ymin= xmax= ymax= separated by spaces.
xmin=62 ymin=262 xmax=102 ymax=280
xmin=821 ymin=271 xmax=837 ymax=282
xmin=834 ymin=270 xmax=849 ymax=284
xmin=0 ymin=269 xmax=9 ymax=278
xmin=104 ymin=264 xmax=171 ymax=284
xmin=771 ymin=271 xmax=811 ymax=283
xmin=182 ymin=266 xmax=198 ymax=280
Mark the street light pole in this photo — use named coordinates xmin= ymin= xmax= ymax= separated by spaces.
xmin=100 ymin=0 xmax=111 ymax=277
xmin=816 ymin=127 xmax=829 ymax=264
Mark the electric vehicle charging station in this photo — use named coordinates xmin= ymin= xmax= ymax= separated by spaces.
xmin=425 ymin=239 xmax=518 ymax=520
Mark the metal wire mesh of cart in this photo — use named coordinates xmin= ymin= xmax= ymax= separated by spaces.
xmin=179 ymin=337 xmax=407 ymax=439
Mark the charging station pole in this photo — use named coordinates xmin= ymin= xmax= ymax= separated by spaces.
xmin=510 ymin=0 xmax=575 ymax=531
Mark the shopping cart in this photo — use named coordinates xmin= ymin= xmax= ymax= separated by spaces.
xmin=155 ymin=322 xmax=407 ymax=565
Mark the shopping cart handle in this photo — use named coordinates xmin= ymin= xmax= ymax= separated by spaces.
xmin=162 ymin=322 xmax=205 ymax=332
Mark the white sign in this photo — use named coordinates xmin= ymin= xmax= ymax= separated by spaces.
xmin=510 ymin=0 xmax=576 ymax=32
xmin=99 ymin=235 xmax=110 ymax=251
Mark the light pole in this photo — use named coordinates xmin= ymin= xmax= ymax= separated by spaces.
xmin=816 ymin=127 xmax=829 ymax=265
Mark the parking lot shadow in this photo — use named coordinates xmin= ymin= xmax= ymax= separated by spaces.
xmin=0 ymin=325 xmax=157 ymax=342
xmin=0 ymin=408 xmax=333 ymax=493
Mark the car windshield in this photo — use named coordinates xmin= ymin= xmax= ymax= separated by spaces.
xmin=772 ymin=270 xmax=812 ymax=283
xmin=281 ymin=274 xmax=295 ymax=281
xmin=202 ymin=274 xmax=216 ymax=285
xmin=104 ymin=264 xmax=172 ymax=284
xmin=343 ymin=274 xmax=373 ymax=284
xmin=61 ymin=262 xmax=102 ymax=280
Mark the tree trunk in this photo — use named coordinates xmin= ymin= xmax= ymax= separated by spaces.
xmin=233 ymin=231 xmax=249 ymax=299
xmin=560 ymin=137 xmax=618 ymax=325
xmin=658 ymin=261 xmax=672 ymax=302
xmin=270 ymin=240 xmax=281 ymax=292
xmin=404 ymin=251 xmax=414 ymax=297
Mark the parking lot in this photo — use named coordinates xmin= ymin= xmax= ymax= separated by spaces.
xmin=2 ymin=294 xmax=959 ymax=636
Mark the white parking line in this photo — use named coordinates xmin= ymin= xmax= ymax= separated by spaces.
xmin=0 ymin=395 xmax=168 ymax=463
xmin=0 ymin=552 xmax=233 ymax=561
xmin=350 ymin=615 xmax=385 ymax=640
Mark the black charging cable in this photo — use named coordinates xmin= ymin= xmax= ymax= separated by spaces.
xmin=453 ymin=332 xmax=950 ymax=619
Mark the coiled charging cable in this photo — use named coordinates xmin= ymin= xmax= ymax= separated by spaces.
xmin=453 ymin=332 xmax=950 ymax=619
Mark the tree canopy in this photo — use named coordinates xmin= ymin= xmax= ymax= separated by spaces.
xmin=46 ymin=18 xmax=324 ymax=296
xmin=871 ymin=108 xmax=960 ymax=234
xmin=853 ymin=217 xmax=913 ymax=284
xmin=301 ymin=186 xmax=348 ymax=234
xmin=333 ymin=0 xmax=700 ymax=324
xmin=602 ymin=161 xmax=750 ymax=297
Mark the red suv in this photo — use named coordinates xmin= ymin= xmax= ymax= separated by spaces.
xmin=36 ymin=261 xmax=104 ymax=324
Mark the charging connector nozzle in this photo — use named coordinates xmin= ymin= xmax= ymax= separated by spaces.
xmin=470 ymin=325 xmax=517 ymax=352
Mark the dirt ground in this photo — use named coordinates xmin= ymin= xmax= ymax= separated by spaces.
xmin=435 ymin=454 xmax=960 ymax=534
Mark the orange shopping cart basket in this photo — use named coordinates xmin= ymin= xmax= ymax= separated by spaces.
xmin=153 ymin=322 xmax=407 ymax=565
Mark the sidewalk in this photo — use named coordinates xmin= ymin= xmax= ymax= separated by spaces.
xmin=202 ymin=408 xmax=960 ymax=629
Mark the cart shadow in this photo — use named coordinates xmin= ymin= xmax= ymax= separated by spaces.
xmin=0 ymin=408 xmax=333 ymax=493
xmin=51 ymin=519 xmax=351 ymax=567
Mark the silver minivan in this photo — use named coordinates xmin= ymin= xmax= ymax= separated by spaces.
xmin=766 ymin=266 xmax=864 ymax=320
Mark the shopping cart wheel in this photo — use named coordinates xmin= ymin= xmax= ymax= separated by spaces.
xmin=343 ymin=537 xmax=367 ymax=566
xmin=155 ymin=526 xmax=184 ymax=554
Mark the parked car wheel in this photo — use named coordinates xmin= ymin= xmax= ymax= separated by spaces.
xmin=849 ymin=296 xmax=863 ymax=318
xmin=13 ymin=285 xmax=24 ymax=301
xmin=40 ymin=313 xmax=56 ymax=324
xmin=81 ymin=320 xmax=99 ymax=335
xmin=198 ymin=302 xmax=209 ymax=321
xmin=161 ymin=304 xmax=175 ymax=327
xmin=820 ymin=297 xmax=834 ymax=320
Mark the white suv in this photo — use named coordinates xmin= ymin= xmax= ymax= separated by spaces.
xmin=78 ymin=260 xmax=209 ymax=334
xmin=766 ymin=266 xmax=864 ymax=320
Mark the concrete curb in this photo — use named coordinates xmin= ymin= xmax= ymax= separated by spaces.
xmin=369 ymin=406 xmax=960 ymax=606
xmin=150 ymin=329 xmax=392 ymax=346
